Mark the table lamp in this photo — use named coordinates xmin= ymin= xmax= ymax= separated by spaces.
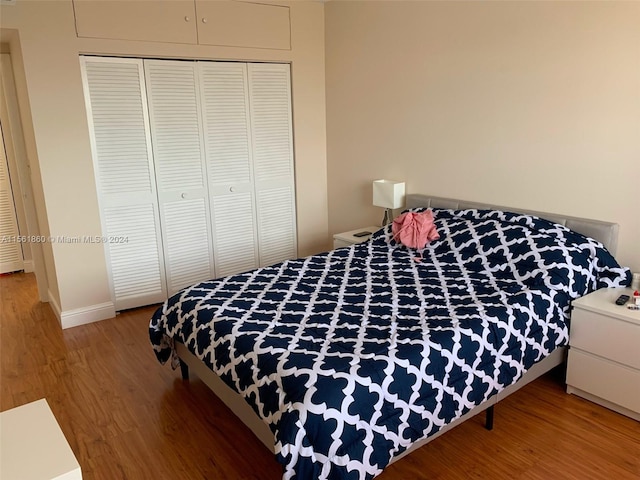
xmin=373 ymin=179 xmax=405 ymax=225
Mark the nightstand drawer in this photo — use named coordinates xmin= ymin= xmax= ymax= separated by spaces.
xmin=333 ymin=239 xmax=354 ymax=249
xmin=570 ymin=308 xmax=640 ymax=370
xmin=567 ymin=349 xmax=640 ymax=414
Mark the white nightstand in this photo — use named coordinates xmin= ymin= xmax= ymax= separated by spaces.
xmin=333 ymin=226 xmax=380 ymax=249
xmin=566 ymin=287 xmax=640 ymax=421
xmin=0 ymin=398 xmax=82 ymax=479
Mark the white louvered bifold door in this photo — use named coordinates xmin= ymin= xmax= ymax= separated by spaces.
xmin=81 ymin=57 xmax=167 ymax=310
xmin=247 ymin=63 xmax=297 ymax=266
xmin=0 ymin=122 xmax=24 ymax=274
xmin=199 ymin=62 xmax=259 ymax=277
xmin=144 ymin=60 xmax=214 ymax=294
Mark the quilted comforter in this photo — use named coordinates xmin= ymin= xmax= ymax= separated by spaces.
xmin=150 ymin=209 xmax=630 ymax=479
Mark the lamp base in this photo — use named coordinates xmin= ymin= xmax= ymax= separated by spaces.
xmin=381 ymin=208 xmax=392 ymax=226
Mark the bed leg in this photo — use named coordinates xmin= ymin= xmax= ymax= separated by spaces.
xmin=485 ymin=405 xmax=494 ymax=431
xmin=179 ymin=359 xmax=189 ymax=380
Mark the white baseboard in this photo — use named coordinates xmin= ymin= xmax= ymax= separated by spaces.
xmin=61 ymin=302 xmax=116 ymax=329
xmin=23 ymin=259 xmax=34 ymax=273
xmin=46 ymin=289 xmax=116 ymax=328
xmin=47 ymin=289 xmax=62 ymax=322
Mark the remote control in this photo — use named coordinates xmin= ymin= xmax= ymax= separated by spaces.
xmin=353 ymin=231 xmax=372 ymax=238
xmin=615 ymin=294 xmax=630 ymax=305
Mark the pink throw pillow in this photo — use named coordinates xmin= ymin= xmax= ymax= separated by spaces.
xmin=392 ymin=210 xmax=440 ymax=250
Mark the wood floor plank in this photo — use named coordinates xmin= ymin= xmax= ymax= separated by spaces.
xmin=1 ymin=272 xmax=639 ymax=479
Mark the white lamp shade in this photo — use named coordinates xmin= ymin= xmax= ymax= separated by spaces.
xmin=373 ymin=180 xmax=405 ymax=209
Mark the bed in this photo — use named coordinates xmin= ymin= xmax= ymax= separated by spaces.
xmin=149 ymin=194 xmax=630 ymax=480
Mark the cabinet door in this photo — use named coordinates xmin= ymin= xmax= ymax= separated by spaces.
xmin=0 ymin=123 xmax=24 ymax=274
xmin=144 ymin=60 xmax=214 ymax=294
xmin=198 ymin=62 xmax=259 ymax=277
xmin=248 ymin=63 xmax=297 ymax=266
xmin=81 ymin=57 xmax=167 ymax=310
xmin=73 ymin=0 xmax=197 ymax=44
xmin=195 ymin=0 xmax=290 ymax=50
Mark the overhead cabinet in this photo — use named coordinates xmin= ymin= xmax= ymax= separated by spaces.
xmin=81 ymin=56 xmax=297 ymax=311
xmin=73 ymin=0 xmax=291 ymax=50
xmin=196 ymin=1 xmax=290 ymax=50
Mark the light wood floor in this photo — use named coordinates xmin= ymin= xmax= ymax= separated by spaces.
xmin=1 ymin=272 xmax=639 ymax=479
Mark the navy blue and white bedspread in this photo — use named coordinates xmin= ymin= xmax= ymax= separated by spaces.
xmin=149 ymin=209 xmax=630 ymax=480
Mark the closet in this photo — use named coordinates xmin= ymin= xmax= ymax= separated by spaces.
xmin=81 ymin=56 xmax=296 ymax=311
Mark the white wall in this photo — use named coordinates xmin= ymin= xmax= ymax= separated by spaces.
xmin=326 ymin=1 xmax=640 ymax=271
xmin=0 ymin=0 xmax=328 ymax=326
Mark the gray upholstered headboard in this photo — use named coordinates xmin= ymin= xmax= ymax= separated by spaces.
xmin=405 ymin=194 xmax=619 ymax=255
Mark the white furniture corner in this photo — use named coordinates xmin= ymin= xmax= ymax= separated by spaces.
xmin=333 ymin=226 xmax=380 ymax=249
xmin=566 ymin=287 xmax=640 ymax=421
xmin=0 ymin=398 xmax=82 ymax=480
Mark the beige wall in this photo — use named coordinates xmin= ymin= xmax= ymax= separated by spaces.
xmin=326 ymin=1 xmax=640 ymax=271
xmin=0 ymin=0 xmax=327 ymax=322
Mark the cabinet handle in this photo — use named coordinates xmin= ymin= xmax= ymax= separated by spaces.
xmin=229 ymin=187 xmax=235 ymax=193
xmin=201 ymin=17 xmax=208 ymax=24
xmin=181 ymin=193 xmax=187 ymax=199
xmin=184 ymin=16 xmax=191 ymax=22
